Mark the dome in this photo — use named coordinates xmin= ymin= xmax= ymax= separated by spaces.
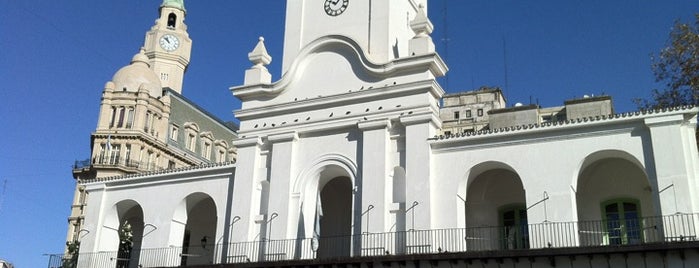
xmin=161 ymin=0 xmax=185 ymax=12
xmin=111 ymin=48 xmax=162 ymax=97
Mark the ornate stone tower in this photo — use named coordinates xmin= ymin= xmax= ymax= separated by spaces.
xmin=65 ymin=0 xmax=237 ymax=253
xmin=143 ymin=0 xmax=192 ymax=94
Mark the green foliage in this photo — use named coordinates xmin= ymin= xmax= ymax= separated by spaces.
xmin=63 ymin=240 xmax=80 ymax=268
xmin=117 ymin=221 xmax=134 ymax=267
xmin=636 ymin=14 xmax=699 ymax=109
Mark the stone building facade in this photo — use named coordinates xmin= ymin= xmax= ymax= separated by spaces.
xmin=65 ymin=0 xmax=237 ymax=252
xmin=64 ymin=1 xmax=699 ymax=267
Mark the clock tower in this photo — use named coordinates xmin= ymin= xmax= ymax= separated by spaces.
xmin=143 ymin=0 xmax=192 ymax=94
xmin=282 ymin=0 xmax=428 ymax=73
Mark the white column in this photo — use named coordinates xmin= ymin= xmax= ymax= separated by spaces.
xmin=358 ymin=119 xmax=391 ymax=234
xmin=267 ymin=132 xmax=298 ymax=240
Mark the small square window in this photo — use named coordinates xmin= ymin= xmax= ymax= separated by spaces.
xmin=477 ymin=109 xmax=484 ymax=117
xmin=465 ymin=110 xmax=472 ymax=118
xmin=454 ymin=111 xmax=460 ymax=119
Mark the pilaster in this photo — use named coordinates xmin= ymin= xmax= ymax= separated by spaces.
xmin=358 ymin=119 xmax=391 ymax=233
xmin=230 ymin=137 xmax=264 ymax=242
xmin=399 ymin=113 xmax=439 ymax=231
xmin=266 ymin=132 xmax=299 ymax=239
xmin=645 ymin=115 xmax=697 ymax=214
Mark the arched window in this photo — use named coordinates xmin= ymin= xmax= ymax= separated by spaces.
xmin=214 ymin=140 xmax=228 ymax=163
xmin=200 ymin=132 xmax=214 ymax=160
xmin=183 ymin=123 xmax=200 ymax=152
xmin=167 ymin=13 xmax=177 ymax=28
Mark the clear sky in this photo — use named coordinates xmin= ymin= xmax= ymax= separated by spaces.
xmin=0 ymin=0 xmax=696 ymax=266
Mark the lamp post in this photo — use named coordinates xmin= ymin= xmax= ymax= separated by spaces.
xmin=362 ymin=205 xmax=375 ymax=234
xmin=406 ymin=201 xmax=419 ymax=231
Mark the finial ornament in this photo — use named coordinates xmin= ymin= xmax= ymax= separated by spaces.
xmin=248 ymin=36 xmax=272 ymax=69
xmin=244 ymin=37 xmax=273 ymax=85
xmin=410 ymin=4 xmax=433 ymax=37
xmin=409 ymin=4 xmax=436 ymax=55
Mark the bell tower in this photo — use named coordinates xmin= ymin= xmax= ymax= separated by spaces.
xmin=282 ymin=0 xmax=428 ymax=73
xmin=143 ymin=0 xmax=192 ymax=94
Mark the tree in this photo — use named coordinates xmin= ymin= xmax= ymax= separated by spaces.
xmin=62 ymin=240 xmax=80 ymax=268
xmin=116 ymin=221 xmax=133 ymax=268
xmin=635 ymin=14 xmax=699 ymax=109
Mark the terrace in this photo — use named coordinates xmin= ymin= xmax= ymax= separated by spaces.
xmin=48 ymin=213 xmax=698 ymax=268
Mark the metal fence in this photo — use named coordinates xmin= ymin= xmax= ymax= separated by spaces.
xmin=73 ymin=158 xmax=165 ymax=172
xmin=48 ymin=213 xmax=698 ymax=267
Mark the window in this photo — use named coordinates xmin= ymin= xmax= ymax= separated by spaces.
xmin=187 ymin=133 xmax=196 ymax=151
xmin=109 ymin=107 xmax=117 ymax=128
xmin=184 ymin=123 xmax=200 ymax=152
xmin=602 ymin=199 xmax=641 ymax=245
xmin=124 ymin=145 xmax=131 ymax=165
xmin=465 ymin=110 xmax=472 ymax=118
xmin=97 ymin=143 xmax=107 ymax=164
xmin=144 ymin=111 xmax=152 ymax=132
xmin=217 ymin=150 xmax=226 ymax=163
xmin=108 ymin=144 xmax=121 ymax=165
xmin=453 ymin=111 xmax=460 ymax=119
xmin=200 ymin=132 xmax=214 ymax=160
xmin=116 ymin=107 xmax=126 ymax=128
xmin=203 ymin=141 xmax=211 ymax=160
xmin=170 ymin=125 xmax=179 ymax=141
xmin=500 ymin=205 xmax=529 ymax=249
xmin=146 ymin=151 xmax=155 ymax=170
xmin=126 ymin=107 xmax=135 ymax=129
xmin=477 ymin=109 xmax=484 ymax=117
xmin=214 ymin=140 xmax=229 ymax=163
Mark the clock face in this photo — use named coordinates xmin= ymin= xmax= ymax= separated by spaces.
xmin=324 ymin=0 xmax=349 ymax=16
xmin=159 ymin=34 xmax=180 ymax=52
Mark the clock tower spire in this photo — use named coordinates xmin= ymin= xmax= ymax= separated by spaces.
xmin=143 ymin=0 xmax=192 ymax=94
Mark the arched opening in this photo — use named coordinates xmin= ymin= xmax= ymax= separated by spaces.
xmin=294 ymin=155 xmax=358 ymax=259
xmin=316 ymin=176 xmax=353 ymax=258
xmin=115 ymin=200 xmax=144 ymax=268
xmin=179 ymin=194 xmax=217 ymax=266
xmin=465 ymin=164 xmax=527 ymax=250
xmin=576 ymin=152 xmax=653 ymax=246
xmin=167 ymin=13 xmax=177 ymax=28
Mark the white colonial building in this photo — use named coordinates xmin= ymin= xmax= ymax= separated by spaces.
xmin=65 ymin=0 xmax=699 ymax=267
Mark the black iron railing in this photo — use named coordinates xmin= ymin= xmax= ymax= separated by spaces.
xmin=72 ymin=158 xmax=165 ymax=172
xmin=48 ymin=213 xmax=698 ymax=267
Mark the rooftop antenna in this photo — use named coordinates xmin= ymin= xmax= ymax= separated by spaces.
xmin=441 ymin=0 xmax=450 ymax=91
xmin=0 ymin=179 xmax=6 ymax=214
xmin=503 ymin=37 xmax=510 ymax=98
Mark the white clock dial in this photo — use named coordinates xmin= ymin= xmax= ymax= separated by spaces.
xmin=324 ymin=0 xmax=349 ymax=16
xmin=159 ymin=34 xmax=180 ymax=52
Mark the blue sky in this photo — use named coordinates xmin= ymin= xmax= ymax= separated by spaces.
xmin=0 ymin=0 xmax=695 ymax=266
